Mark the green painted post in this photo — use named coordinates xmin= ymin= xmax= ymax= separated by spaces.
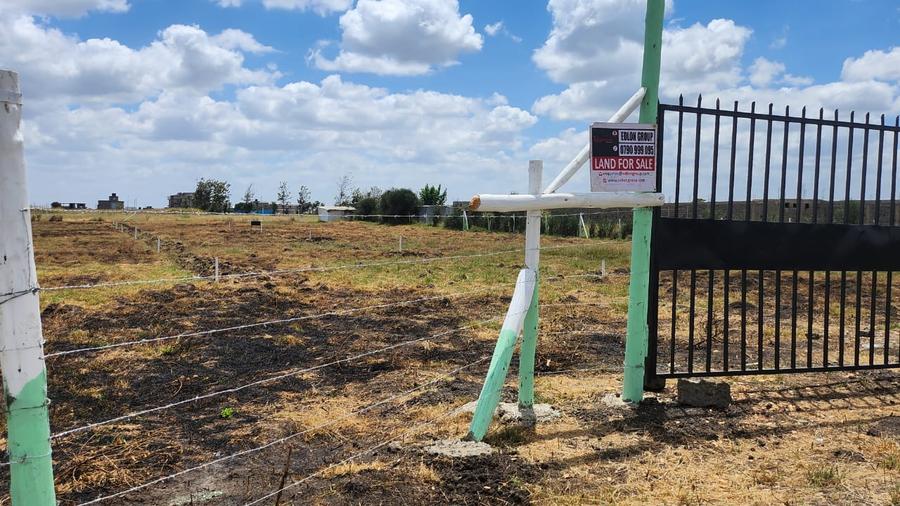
xmin=518 ymin=282 xmax=539 ymax=408
xmin=622 ymin=0 xmax=664 ymax=403
xmin=622 ymin=207 xmax=653 ymax=402
xmin=467 ymin=268 xmax=536 ymax=441
xmin=0 ymin=69 xmax=57 ymax=505
xmin=518 ymin=161 xmax=542 ymax=411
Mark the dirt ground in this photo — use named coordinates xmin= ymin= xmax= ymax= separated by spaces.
xmin=1 ymin=212 xmax=898 ymax=505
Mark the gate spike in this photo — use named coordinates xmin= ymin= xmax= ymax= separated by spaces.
xmin=865 ymin=112 xmax=870 ymax=124
xmin=715 ymin=97 xmax=720 ymax=109
xmin=733 ymin=100 xmax=738 ymax=112
xmin=750 ymin=101 xmax=756 ymax=113
xmin=768 ymin=103 xmax=774 ymax=114
xmin=697 ymin=94 xmax=702 ymax=107
xmin=801 ymin=106 xmax=806 ymax=117
xmin=834 ymin=109 xmax=839 ymax=121
xmin=881 ymin=114 xmax=886 ymax=126
xmin=819 ymin=107 xmax=824 ymax=119
xmin=678 ymin=94 xmax=683 ymax=105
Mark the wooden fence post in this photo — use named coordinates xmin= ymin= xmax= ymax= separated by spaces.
xmin=518 ymin=161 xmax=542 ymax=412
xmin=622 ymin=0 xmax=664 ymax=403
xmin=467 ymin=269 xmax=536 ymax=441
xmin=0 ymin=69 xmax=57 ymax=505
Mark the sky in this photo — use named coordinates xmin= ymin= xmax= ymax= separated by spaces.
xmin=1 ymin=0 xmax=899 ymax=208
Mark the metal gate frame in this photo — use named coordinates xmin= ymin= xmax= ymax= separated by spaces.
xmin=646 ymin=98 xmax=900 ymax=388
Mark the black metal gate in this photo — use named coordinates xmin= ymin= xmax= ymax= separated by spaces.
xmin=646 ymin=97 xmax=900 ymax=386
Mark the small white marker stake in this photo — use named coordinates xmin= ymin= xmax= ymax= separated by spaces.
xmin=156 ymin=238 xmax=161 ymax=253
xmin=601 ymin=259 xmax=607 ymax=277
xmin=133 ymin=227 xmax=138 ymax=240
xmin=399 ymin=236 xmax=403 ymax=252
xmin=214 ymin=257 xmax=220 ymax=283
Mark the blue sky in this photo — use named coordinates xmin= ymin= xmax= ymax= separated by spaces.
xmin=1 ymin=0 xmax=899 ymax=208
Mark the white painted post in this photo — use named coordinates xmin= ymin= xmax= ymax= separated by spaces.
xmin=133 ymin=226 xmax=138 ymax=240
xmin=399 ymin=236 xmax=403 ymax=252
xmin=579 ymin=213 xmax=589 ymax=238
xmin=462 ymin=210 xmax=469 ymax=231
xmin=601 ymin=259 xmax=607 ymax=277
xmin=518 ymin=160 xmax=542 ymax=410
xmin=0 ymin=69 xmax=56 ymax=505
xmin=214 ymin=257 xmax=220 ymax=282
xmin=156 ymin=237 xmax=161 ymax=253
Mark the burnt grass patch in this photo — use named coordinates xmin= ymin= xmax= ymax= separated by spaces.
xmin=35 ymin=280 xmax=513 ymax=503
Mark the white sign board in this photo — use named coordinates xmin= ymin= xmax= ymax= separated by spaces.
xmin=590 ymin=122 xmax=657 ymax=192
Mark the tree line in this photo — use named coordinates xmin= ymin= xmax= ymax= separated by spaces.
xmin=187 ymin=176 xmax=447 ymax=216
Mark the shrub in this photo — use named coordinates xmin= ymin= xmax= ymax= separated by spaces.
xmin=379 ymin=188 xmax=420 ymax=224
xmin=355 ymin=196 xmax=380 ymax=221
xmin=48 ymin=215 xmax=62 ymax=222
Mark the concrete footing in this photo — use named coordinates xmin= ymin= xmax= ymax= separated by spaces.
xmin=676 ymin=378 xmax=732 ymax=408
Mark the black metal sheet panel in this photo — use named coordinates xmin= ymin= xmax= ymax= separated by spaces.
xmin=655 ymin=218 xmax=900 ymax=271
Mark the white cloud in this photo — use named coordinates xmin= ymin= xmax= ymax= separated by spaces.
xmin=0 ymin=17 xmax=277 ymax=103
xmin=661 ymin=19 xmax=751 ymax=94
xmin=842 ymin=47 xmax=900 ymax=82
xmin=311 ymin=0 xmax=483 ymax=75
xmin=212 ymin=29 xmax=276 ymax=54
xmin=214 ymin=0 xmax=351 ymax=14
xmin=533 ymin=0 xmax=674 ymax=84
xmin=748 ymin=57 xmax=785 ymax=87
xmin=0 ymin=0 xmax=129 ymax=17
xmin=22 ymin=73 xmax=537 ymax=205
xmin=485 ymin=21 xmax=503 ymax=36
xmin=484 ymin=20 xmax=522 ymax=43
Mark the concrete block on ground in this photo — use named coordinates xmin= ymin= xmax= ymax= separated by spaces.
xmin=676 ymin=378 xmax=732 ymax=409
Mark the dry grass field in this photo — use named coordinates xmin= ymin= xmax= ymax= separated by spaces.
xmin=2 ymin=211 xmax=898 ymax=505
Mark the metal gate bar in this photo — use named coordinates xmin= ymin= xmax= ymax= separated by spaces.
xmin=647 ymin=97 xmax=900 ymax=383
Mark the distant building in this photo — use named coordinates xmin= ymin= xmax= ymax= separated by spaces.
xmin=51 ymin=202 xmax=87 ymax=210
xmin=168 ymin=192 xmax=195 ymax=209
xmin=97 ymin=193 xmax=124 ymax=210
xmin=317 ymin=206 xmax=356 ymax=222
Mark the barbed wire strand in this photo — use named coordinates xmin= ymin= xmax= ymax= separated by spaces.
xmin=51 ymin=310 xmax=521 ymax=440
xmin=34 ymin=242 xmax=600 ymax=294
xmin=44 ymin=270 xmax=606 ymax=359
xmin=76 ymin=355 xmax=490 ymax=505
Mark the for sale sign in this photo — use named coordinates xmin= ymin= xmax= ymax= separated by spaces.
xmin=590 ymin=122 xmax=657 ymax=192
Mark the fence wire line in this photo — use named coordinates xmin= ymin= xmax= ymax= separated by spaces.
xmin=44 ymin=266 xmax=582 ymax=359
xmin=243 ymin=397 xmax=471 ymax=506
xmin=30 ymin=242 xmax=598 ymax=295
xmin=44 ymin=270 xmax=606 ymax=359
xmin=51 ymin=311 xmax=518 ymax=440
xmin=76 ymin=356 xmax=490 ymax=505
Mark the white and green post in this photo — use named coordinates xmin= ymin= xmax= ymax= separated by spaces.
xmin=0 ymin=69 xmax=57 ymax=505
xmin=621 ymin=0 xmax=664 ymax=403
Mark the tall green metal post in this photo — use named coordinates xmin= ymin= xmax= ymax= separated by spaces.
xmin=622 ymin=0 xmax=664 ymax=403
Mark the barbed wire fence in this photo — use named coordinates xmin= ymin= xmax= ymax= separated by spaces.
xmin=1 ymin=212 xmax=626 ymax=504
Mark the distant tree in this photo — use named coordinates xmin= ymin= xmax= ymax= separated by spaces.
xmin=296 ymin=185 xmax=315 ymax=214
xmin=193 ymin=180 xmax=211 ymax=210
xmin=194 ymin=178 xmax=231 ymax=213
xmin=242 ymin=185 xmax=255 ymax=208
xmin=379 ymin=188 xmax=420 ymax=224
xmin=277 ymin=181 xmax=291 ymax=214
xmin=419 ymin=184 xmax=447 ymax=206
xmin=335 ymin=175 xmax=353 ymax=206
